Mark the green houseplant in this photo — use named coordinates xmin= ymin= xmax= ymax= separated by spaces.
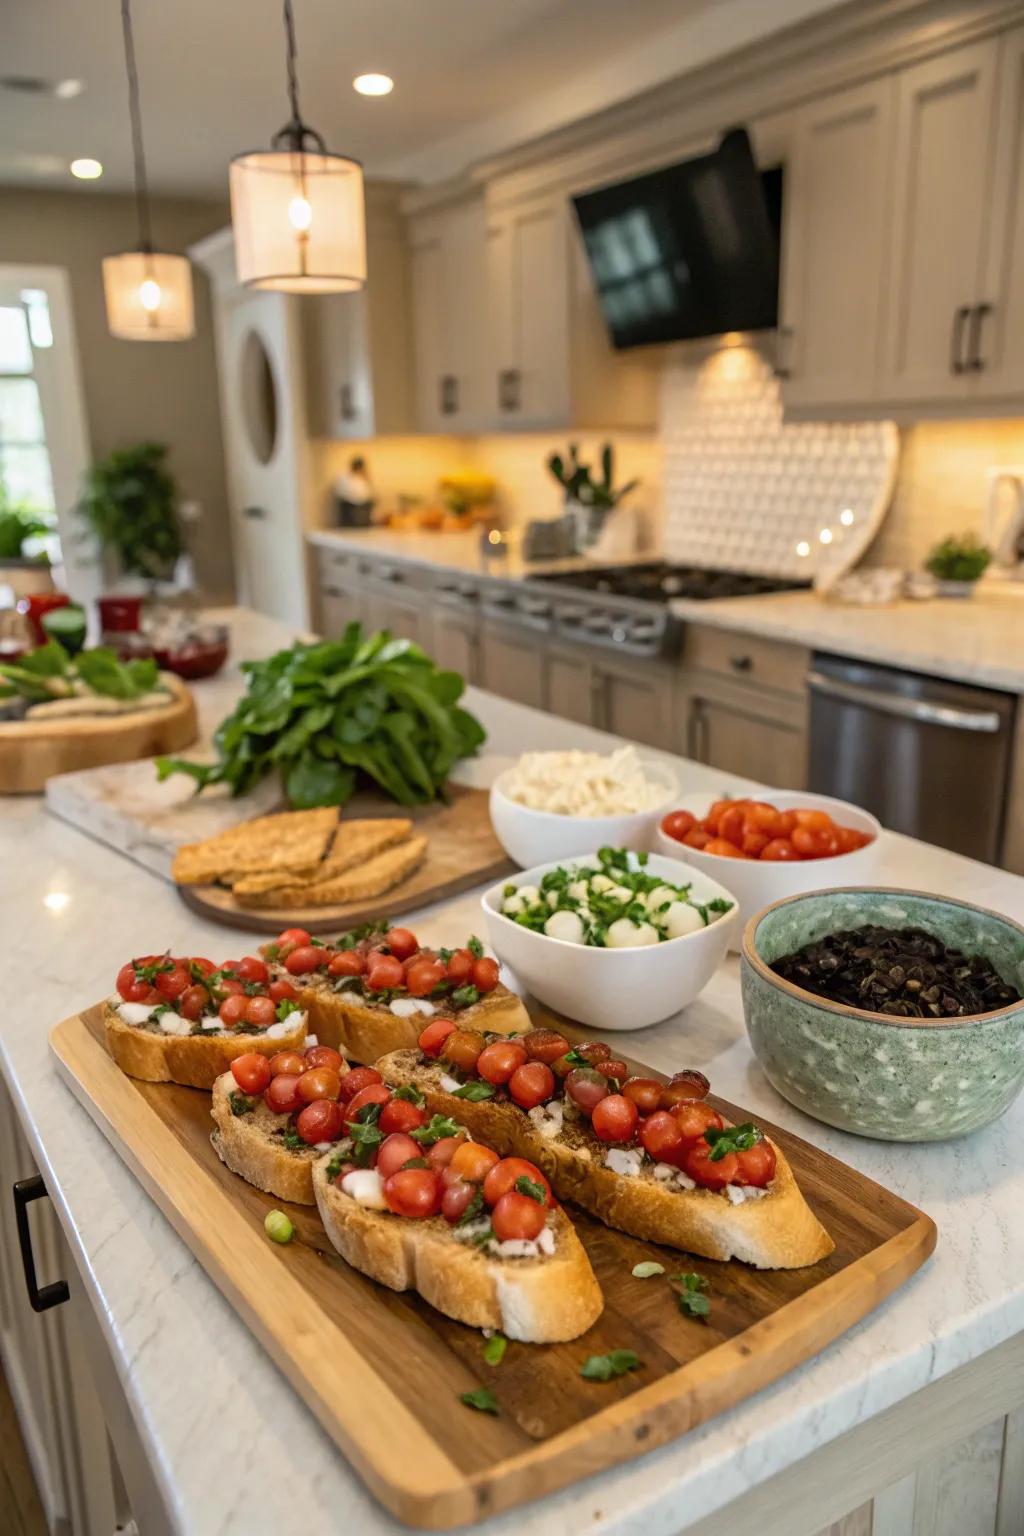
xmin=0 ymin=482 xmax=51 ymax=562
xmin=925 ymin=533 xmax=991 ymax=587
xmin=77 ymin=442 xmax=183 ymax=581
xmin=546 ymin=442 xmax=638 ymax=549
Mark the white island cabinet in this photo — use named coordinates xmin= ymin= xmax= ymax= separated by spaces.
xmin=2 ymin=607 xmax=1024 ymax=1536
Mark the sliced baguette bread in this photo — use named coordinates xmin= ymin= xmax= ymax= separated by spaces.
xmin=376 ymin=1049 xmax=834 ymax=1270
xmin=294 ymin=981 xmax=529 ymax=1060
xmin=311 ymin=1156 xmax=603 ymax=1342
xmin=103 ymin=1000 xmax=308 ymax=1091
xmin=210 ymin=1069 xmax=337 ymax=1204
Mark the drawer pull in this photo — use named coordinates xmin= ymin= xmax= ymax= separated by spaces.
xmin=13 ymin=1176 xmax=69 ymax=1313
xmin=729 ymin=654 xmax=753 ymax=673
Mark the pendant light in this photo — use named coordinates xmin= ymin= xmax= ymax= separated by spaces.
xmin=229 ymin=0 xmax=366 ymax=293
xmin=102 ymin=0 xmax=195 ymax=341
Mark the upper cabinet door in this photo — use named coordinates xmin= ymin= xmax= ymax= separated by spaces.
xmin=878 ymin=39 xmax=1000 ymax=401
xmin=410 ymin=230 xmax=448 ymax=433
xmin=779 ymin=78 xmax=895 ymax=409
xmin=485 ymin=198 xmax=571 ymax=429
xmin=977 ymin=25 xmax=1024 ymax=398
xmin=410 ymin=199 xmax=487 ymax=433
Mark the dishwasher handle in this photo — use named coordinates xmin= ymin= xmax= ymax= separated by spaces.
xmin=807 ymin=670 xmax=1003 ymax=734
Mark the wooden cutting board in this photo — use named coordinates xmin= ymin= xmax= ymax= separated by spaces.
xmin=50 ymin=1003 xmax=936 ymax=1531
xmin=177 ymin=784 xmax=515 ymax=935
xmin=0 ymin=675 xmax=197 ymax=794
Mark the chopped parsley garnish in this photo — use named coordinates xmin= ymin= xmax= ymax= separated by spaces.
xmin=410 ymin=1114 xmax=461 ymax=1147
xmin=482 ymin=1333 xmax=507 ymax=1367
xmin=276 ymin=998 xmax=300 ymax=1021
xmin=514 ymin=1175 xmax=547 ymax=1205
xmin=468 ymin=936 xmax=485 ymax=959
xmin=704 ymin=1123 xmax=762 ymax=1161
xmin=458 ymin=1189 xmax=485 ymax=1226
xmin=449 ymin=984 xmax=481 ymax=1008
xmin=671 ymin=1271 xmax=711 ymax=1319
xmin=459 ymin=1387 xmax=498 ymax=1414
xmin=280 ymin=1128 xmax=304 ymax=1151
xmin=451 ymin=1079 xmax=494 ymax=1102
xmin=580 ymin=1349 xmax=642 ymax=1381
xmin=393 ymin=1083 xmax=426 ymax=1107
xmin=400 ymin=1157 xmax=431 ymax=1170
xmin=228 ymin=1092 xmax=254 ymax=1117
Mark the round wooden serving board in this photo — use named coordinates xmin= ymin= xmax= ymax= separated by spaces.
xmin=177 ymin=785 xmax=516 ymax=935
xmin=0 ymin=674 xmax=198 ymax=794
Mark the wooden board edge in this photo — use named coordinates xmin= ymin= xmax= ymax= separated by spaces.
xmin=47 ymin=1014 xmax=479 ymax=1529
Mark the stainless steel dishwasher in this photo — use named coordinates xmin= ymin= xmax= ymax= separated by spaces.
xmin=807 ymin=653 xmax=1017 ymax=863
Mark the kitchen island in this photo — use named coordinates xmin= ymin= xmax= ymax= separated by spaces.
xmin=3 ymin=606 xmax=1024 ymax=1536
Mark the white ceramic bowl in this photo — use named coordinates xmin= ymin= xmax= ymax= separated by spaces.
xmin=489 ymin=759 xmax=679 ymax=870
xmin=653 ymin=789 xmax=883 ymax=945
xmin=481 ymin=851 xmax=738 ymax=1030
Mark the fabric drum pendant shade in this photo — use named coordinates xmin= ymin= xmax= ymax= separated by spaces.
xmin=102 ymin=250 xmax=195 ymax=340
xmin=229 ymin=147 xmax=366 ymax=293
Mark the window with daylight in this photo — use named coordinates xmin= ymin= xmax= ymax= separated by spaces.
xmin=0 ymin=295 xmax=59 ymax=549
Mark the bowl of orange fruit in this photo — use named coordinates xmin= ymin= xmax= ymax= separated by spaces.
xmin=654 ymin=789 xmax=882 ymax=941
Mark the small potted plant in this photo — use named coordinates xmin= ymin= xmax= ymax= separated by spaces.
xmin=547 ymin=442 xmax=638 ymax=549
xmin=924 ymin=533 xmax=991 ymax=597
xmin=77 ymin=442 xmax=183 ymax=588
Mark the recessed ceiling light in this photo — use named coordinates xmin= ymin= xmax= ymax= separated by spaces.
xmin=353 ymin=72 xmax=393 ymax=96
xmin=55 ymin=78 xmax=85 ymax=99
xmin=70 ymin=157 xmax=103 ymax=180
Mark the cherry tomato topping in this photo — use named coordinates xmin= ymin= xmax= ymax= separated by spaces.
xmin=304 ymin=1045 xmax=344 ymax=1072
xmin=718 ymin=806 xmax=747 ymax=846
xmin=660 ymin=808 xmax=697 ymax=843
xmin=669 ymin=1069 xmax=710 ymax=1099
xmin=476 ymin=1040 xmax=528 ymax=1084
xmin=441 ymin=1179 xmax=478 ymax=1224
xmin=244 ymin=995 xmax=276 ymax=1028
xmin=379 ymin=1098 xmax=427 ymax=1135
xmin=362 ymin=954 xmax=401 ymax=992
xmin=218 ymin=994 xmax=249 ymax=1027
xmin=384 ymin=1168 xmax=442 ymax=1219
xmin=672 ymin=1101 xmax=725 ymax=1142
xmin=508 ymin=1060 xmax=556 ymax=1110
xmin=565 ymin=1066 xmax=610 ymax=1115
xmin=683 ymin=1140 xmax=739 ymax=1190
xmin=264 ymin=1074 xmax=302 ymax=1115
xmin=235 ymin=956 xmax=270 ymax=985
xmin=482 ymin=1157 xmax=551 ymax=1208
xmin=268 ymin=1050 xmax=305 ymax=1078
xmin=470 ymin=956 xmax=500 ymax=993
xmin=376 ymin=1133 xmax=423 ymax=1178
xmin=418 ymin=1018 xmax=457 ymax=1057
xmin=406 ymin=958 xmax=446 ymax=997
xmin=760 ymin=837 xmax=798 ymax=861
xmin=444 ymin=948 xmax=474 ymax=983
xmin=155 ymin=964 xmax=190 ymax=1001
xmin=660 ymin=1080 xmax=714 ymax=1112
xmin=345 ymin=1083 xmax=391 ymax=1120
xmin=521 ymin=1028 xmax=570 ymax=1064
xmin=683 ymin=827 xmax=713 ymax=850
xmin=337 ymin=1065 xmax=383 ymax=1102
xmin=597 ymin=1058 xmax=629 ymax=1082
xmin=383 ymin=927 xmax=418 ymax=961
xmin=441 ymin=1029 xmax=486 ymax=1073
xmin=296 ymin=1099 xmax=344 ymax=1145
xmin=639 ymin=1109 xmax=687 ymax=1166
xmin=703 ymin=837 xmax=751 ymax=859
xmin=742 ymin=831 xmax=770 ymax=857
xmin=426 ymin=1135 xmax=465 ymax=1171
xmin=218 ymin=977 xmax=245 ymax=997
xmin=230 ymin=1053 xmax=272 ymax=1095
xmin=278 ymin=928 xmax=311 ymax=947
xmin=491 ymin=1191 xmax=546 ymax=1242
xmin=296 ymin=1066 xmax=342 ymax=1104
xmin=449 ymin=1142 xmax=500 ymax=1183
xmin=178 ymin=983 xmax=210 ymax=1021
xmin=591 ymin=1093 xmax=640 ymax=1143
xmin=575 ymin=1041 xmax=611 ymax=1064
xmin=115 ymin=963 xmax=140 ymax=1001
xmin=190 ymin=957 xmax=217 ymax=979
xmin=268 ymin=978 xmax=299 ymax=1003
xmin=622 ymin=1076 xmax=663 ymax=1115
xmin=285 ymin=945 xmax=326 ymax=976
xmin=735 ymin=1139 xmax=776 ymax=1187
xmin=328 ymin=950 xmax=365 ymax=978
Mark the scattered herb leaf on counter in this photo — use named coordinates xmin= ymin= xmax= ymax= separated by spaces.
xmin=581 ymin=1350 xmax=643 ymax=1381
xmin=671 ymin=1272 xmax=711 ymax=1320
xmin=155 ymin=625 xmax=486 ymax=809
xmin=631 ymin=1261 xmax=666 ymax=1279
xmin=483 ymin=1333 xmax=508 ymax=1368
xmin=460 ymin=1387 xmax=499 ymax=1414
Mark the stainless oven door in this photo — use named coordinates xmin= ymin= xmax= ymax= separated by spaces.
xmin=807 ymin=653 xmax=1016 ymax=863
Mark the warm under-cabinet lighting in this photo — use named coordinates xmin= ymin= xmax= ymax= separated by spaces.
xmin=353 ymin=72 xmax=393 ymax=96
xmin=70 ymin=157 xmax=103 ymax=179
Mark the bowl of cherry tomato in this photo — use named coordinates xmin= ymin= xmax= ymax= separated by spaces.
xmin=655 ymin=790 xmax=882 ymax=941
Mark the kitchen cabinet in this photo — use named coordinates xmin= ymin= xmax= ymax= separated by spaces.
xmin=978 ymin=24 xmax=1024 ymax=399
xmin=547 ymin=647 xmax=595 ymax=727
xmin=363 ymin=586 xmax=429 ymax=646
xmin=778 ymin=77 xmax=895 ymax=409
xmin=314 ymin=547 xmax=368 ymax=635
xmin=479 ymin=621 xmax=548 ymax=710
xmin=878 ymin=38 xmax=1000 ymax=402
xmin=546 ymin=640 xmax=675 ymax=748
xmin=409 ymin=197 xmax=487 ymax=432
xmin=430 ymin=608 xmax=480 ymax=683
xmin=684 ymin=681 xmax=808 ymax=788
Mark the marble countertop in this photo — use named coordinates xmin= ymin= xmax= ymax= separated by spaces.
xmin=6 ymin=606 xmax=1024 ymax=1536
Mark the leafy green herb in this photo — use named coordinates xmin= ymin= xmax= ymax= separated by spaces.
xmin=150 ymin=1002 xmax=170 ymax=1020
xmin=394 ymin=1083 xmax=426 ymax=1107
xmin=326 ymin=1154 xmax=345 ymax=1182
xmin=410 ymin=1114 xmax=461 ymax=1147
xmin=262 ymin=944 xmax=280 ymax=964
xmin=471 ymin=1224 xmax=496 ymax=1248
xmin=281 ymin=1128 xmax=305 ymax=1151
xmin=275 ymin=998 xmax=300 ymax=1022
xmin=133 ymin=956 xmax=174 ymax=983
xmin=458 ymin=1189 xmax=485 ymax=1226
xmin=449 ymin=984 xmax=481 ymax=1008
xmin=704 ymin=1123 xmax=762 ymax=1161
xmin=155 ymin=627 xmax=486 ymax=808
xmin=631 ymin=1261 xmax=666 ymax=1279
xmin=400 ymin=1157 xmax=431 ymax=1170
xmin=514 ymin=1175 xmax=547 ymax=1205
xmin=468 ymin=936 xmax=485 ymax=959
xmin=228 ymin=1092 xmax=254 ymax=1117
xmin=482 ymin=1334 xmax=507 ymax=1367
xmin=451 ymin=1079 xmax=495 ymax=1102
xmin=580 ymin=1350 xmax=642 ymax=1382
xmin=561 ymin=1047 xmax=589 ymax=1068
xmin=347 ymin=1107 xmax=385 ymax=1165
xmin=671 ymin=1272 xmax=711 ymax=1320
xmin=460 ymin=1387 xmax=498 ymax=1414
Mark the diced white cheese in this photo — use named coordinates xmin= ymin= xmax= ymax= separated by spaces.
xmin=452 ymin=1217 xmax=492 ymax=1244
xmin=117 ymin=1002 xmax=156 ymax=1025
xmin=544 ymin=909 xmax=584 ymax=945
xmin=675 ymin=1171 xmax=697 ymax=1191
xmin=653 ymin=1162 xmax=677 ymax=1182
xmin=664 ymin=902 xmax=704 ymax=939
xmin=725 ymin=1183 xmax=769 ymax=1204
xmin=440 ymin=1074 xmax=461 ymax=1093
xmin=340 ymin=1169 xmax=387 ymax=1209
xmin=604 ymin=1147 xmax=645 ymax=1177
xmin=605 ymin=918 xmax=659 ymax=949
xmin=389 ymin=997 xmax=435 ymax=1018
xmin=199 ymin=1016 xmax=222 ymax=1032
xmin=304 ymin=1034 xmax=318 ymax=1049
xmin=536 ymin=1225 xmax=555 ymax=1255
xmin=158 ymin=1012 xmax=192 ymax=1037
xmin=265 ymin=1014 xmax=304 ymax=1040
xmin=487 ymin=1237 xmax=541 ymax=1259
xmin=526 ymin=1101 xmax=564 ymax=1140
xmin=314 ymin=1141 xmax=334 ymax=1153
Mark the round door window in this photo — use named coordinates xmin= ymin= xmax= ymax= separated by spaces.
xmin=239 ymin=329 xmax=278 ymax=464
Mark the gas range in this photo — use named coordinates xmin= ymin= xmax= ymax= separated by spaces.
xmin=486 ymin=562 xmax=807 ymax=658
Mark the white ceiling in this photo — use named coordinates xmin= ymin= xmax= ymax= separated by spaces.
xmin=0 ymin=0 xmax=853 ymax=198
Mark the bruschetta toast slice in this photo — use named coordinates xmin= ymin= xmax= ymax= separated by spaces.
xmin=376 ymin=1026 xmax=834 ymax=1271
xmin=105 ymin=952 xmax=308 ymax=1090
xmin=260 ymin=922 xmax=529 ymax=1058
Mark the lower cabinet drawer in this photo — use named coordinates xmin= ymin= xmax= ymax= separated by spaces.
xmin=683 ymin=624 xmax=809 ymax=696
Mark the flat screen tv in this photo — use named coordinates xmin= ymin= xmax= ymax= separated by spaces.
xmin=572 ymin=128 xmax=783 ymax=350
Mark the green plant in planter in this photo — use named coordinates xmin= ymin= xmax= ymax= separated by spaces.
xmin=77 ymin=442 xmax=183 ymax=581
xmin=925 ymin=533 xmax=991 ymax=584
xmin=0 ymin=483 xmax=51 ymax=561
xmin=547 ymin=442 xmax=638 ymax=510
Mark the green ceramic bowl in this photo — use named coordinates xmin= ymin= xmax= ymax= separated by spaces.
xmin=740 ymin=887 xmax=1024 ymax=1141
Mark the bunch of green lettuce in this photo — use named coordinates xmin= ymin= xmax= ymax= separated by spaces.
xmin=156 ymin=626 xmax=486 ymax=809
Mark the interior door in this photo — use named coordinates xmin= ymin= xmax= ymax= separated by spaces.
xmin=978 ymin=25 xmax=1024 ymax=397
xmin=878 ymin=39 xmax=999 ymax=402
xmin=779 ymin=77 xmax=895 ymax=408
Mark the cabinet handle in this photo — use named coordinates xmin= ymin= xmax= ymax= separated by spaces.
xmin=439 ymin=375 xmax=459 ymax=416
xmin=589 ymin=672 xmax=608 ymax=731
xmin=243 ymin=504 xmax=267 ymax=520
xmin=339 ymin=383 xmax=356 ymax=423
xmin=773 ymin=325 xmax=793 ymax=380
xmin=729 ymin=654 xmax=753 ymax=673
xmin=499 ymin=369 xmax=520 ymax=412
xmin=687 ymin=700 xmax=710 ymax=763
xmin=323 ymin=584 xmax=344 ymax=599
xmin=966 ymin=303 xmax=993 ymax=372
xmin=13 ymin=1176 xmax=69 ymax=1314
xmin=950 ymin=305 xmax=971 ymax=374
